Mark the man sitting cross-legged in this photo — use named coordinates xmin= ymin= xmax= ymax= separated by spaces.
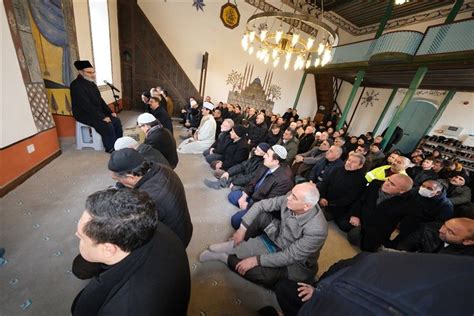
xmin=227 ymin=145 xmax=294 ymax=229
xmin=199 ymin=183 xmax=328 ymax=289
xmin=202 ymin=118 xmax=233 ymax=164
xmin=204 ymin=142 xmax=269 ymax=190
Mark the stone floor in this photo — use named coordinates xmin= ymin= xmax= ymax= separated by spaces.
xmin=0 ymin=111 xmax=358 ymax=315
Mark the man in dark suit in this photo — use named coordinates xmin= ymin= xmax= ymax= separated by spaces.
xmin=70 ymin=60 xmax=122 ymax=153
xmin=71 ymin=188 xmax=190 ymax=315
xmin=227 ymin=145 xmax=294 ymax=229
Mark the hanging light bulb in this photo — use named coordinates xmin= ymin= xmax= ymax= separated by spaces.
xmin=275 ymin=30 xmax=283 ymax=44
xmin=284 ymin=60 xmax=290 ymax=70
xmin=248 ymin=46 xmax=254 ymax=55
xmin=322 ymin=49 xmax=332 ymax=66
xmin=249 ymin=31 xmax=256 ymax=43
xmin=260 ymin=29 xmax=268 ymax=41
xmin=314 ymin=57 xmax=321 ymax=67
xmin=307 ymin=38 xmax=315 ymax=50
xmin=285 ymin=51 xmax=292 ymax=62
xmin=306 ymin=59 xmax=311 ymax=69
xmin=272 ymin=48 xmax=279 ymax=59
xmin=291 ymin=33 xmax=300 ymax=47
xmin=241 ymin=34 xmax=249 ymax=50
xmin=256 ymin=50 xmax=262 ymax=59
xmin=318 ymin=42 xmax=325 ymax=55
xmin=264 ymin=55 xmax=270 ymax=64
xmin=273 ymin=57 xmax=280 ymax=68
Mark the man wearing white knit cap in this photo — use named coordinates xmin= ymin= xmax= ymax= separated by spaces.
xmin=137 ymin=113 xmax=179 ymax=168
xmin=114 ymin=136 xmax=170 ymax=167
xmin=227 ymin=144 xmax=294 ymax=229
xmin=177 ymin=102 xmax=216 ymax=154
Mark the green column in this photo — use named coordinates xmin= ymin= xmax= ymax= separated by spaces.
xmin=375 ymin=1 xmax=394 ymax=39
xmin=373 ymin=88 xmax=398 ymax=135
xmin=336 ymin=70 xmax=365 ymax=130
xmin=293 ymin=72 xmax=308 ymax=110
xmin=422 ymin=90 xmax=456 ymax=136
xmin=445 ymin=0 xmax=464 ymax=23
xmin=381 ymin=66 xmax=428 ymax=150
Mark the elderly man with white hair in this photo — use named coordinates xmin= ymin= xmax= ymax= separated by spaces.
xmin=199 ymin=182 xmax=328 ymax=289
xmin=178 ymin=102 xmax=216 ymax=154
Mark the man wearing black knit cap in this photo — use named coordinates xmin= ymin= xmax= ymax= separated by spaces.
xmin=107 ymin=148 xmax=193 ymax=247
xmin=212 ymin=124 xmax=250 ymax=172
xmin=70 ymin=60 xmax=123 ymax=153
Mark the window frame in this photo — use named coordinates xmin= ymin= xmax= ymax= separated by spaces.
xmin=87 ymin=0 xmax=113 ymax=91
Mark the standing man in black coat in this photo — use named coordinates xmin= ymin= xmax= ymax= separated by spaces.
xmin=108 ymin=148 xmax=193 ymax=247
xmin=70 ymin=60 xmax=123 ymax=153
xmin=148 ymin=96 xmax=173 ymax=134
xmin=71 ymin=188 xmax=190 ymax=315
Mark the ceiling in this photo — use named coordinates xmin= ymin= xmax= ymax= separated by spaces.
xmin=306 ymin=0 xmax=455 ymax=27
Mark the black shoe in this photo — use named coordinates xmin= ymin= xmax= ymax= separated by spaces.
xmin=204 ymin=179 xmax=221 ymax=190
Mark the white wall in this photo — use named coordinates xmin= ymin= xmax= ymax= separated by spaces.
xmin=137 ymin=1 xmax=318 ymax=118
xmin=336 ymin=78 xmax=474 ymax=140
xmin=72 ymin=0 xmax=122 ymax=104
xmin=1 ymin=5 xmax=37 ymax=148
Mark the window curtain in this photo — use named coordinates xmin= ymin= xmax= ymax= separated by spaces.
xmin=29 ymin=0 xmax=72 ymax=86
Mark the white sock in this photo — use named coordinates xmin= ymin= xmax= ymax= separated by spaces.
xmin=199 ymin=250 xmax=228 ymax=263
xmin=209 ymin=240 xmax=235 ymax=253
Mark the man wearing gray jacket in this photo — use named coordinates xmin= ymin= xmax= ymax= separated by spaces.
xmin=199 ymin=182 xmax=328 ymax=288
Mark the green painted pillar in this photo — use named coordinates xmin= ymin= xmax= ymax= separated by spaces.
xmin=375 ymin=1 xmax=394 ymax=38
xmin=336 ymin=70 xmax=365 ymax=130
xmin=373 ymin=88 xmax=398 ymax=135
xmin=293 ymin=72 xmax=308 ymax=110
xmin=422 ymin=90 xmax=456 ymax=136
xmin=381 ymin=66 xmax=428 ymax=150
xmin=445 ymin=0 xmax=464 ymax=23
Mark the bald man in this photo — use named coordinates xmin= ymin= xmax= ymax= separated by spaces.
xmin=396 ymin=218 xmax=474 ymax=256
xmin=347 ymin=174 xmax=414 ymax=251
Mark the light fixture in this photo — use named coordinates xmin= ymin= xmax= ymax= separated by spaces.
xmin=395 ymin=0 xmax=409 ymax=5
xmin=241 ymin=1 xmax=338 ymax=71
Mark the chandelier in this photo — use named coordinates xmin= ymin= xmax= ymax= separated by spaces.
xmin=241 ymin=3 xmax=338 ymax=71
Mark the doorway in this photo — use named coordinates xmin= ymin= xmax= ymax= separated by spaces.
xmin=393 ymin=99 xmax=437 ymax=154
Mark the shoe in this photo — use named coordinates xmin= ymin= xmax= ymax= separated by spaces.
xmin=204 ymin=179 xmax=221 ymax=190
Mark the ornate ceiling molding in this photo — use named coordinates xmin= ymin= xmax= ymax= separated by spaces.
xmin=246 ymin=0 xmax=474 ymax=37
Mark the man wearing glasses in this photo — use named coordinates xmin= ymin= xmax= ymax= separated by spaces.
xmin=71 ymin=60 xmax=123 ymax=153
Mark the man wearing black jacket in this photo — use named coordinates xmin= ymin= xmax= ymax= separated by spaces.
xmin=203 ymin=118 xmax=233 ymax=164
xmin=148 ymin=96 xmax=173 ymax=134
xmin=71 ymin=188 xmax=190 ymax=315
xmin=228 ymin=145 xmax=294 ymax=229
xmin=347 ymin=174 xmax=414 ymax=251
xmin=204 ymin=143 xmax=269 ymax=190
xmin=70 ymin=60 xmax=123 ymax=153
xmin=107 ymin=148 xmax=193 ymax=247
xmin=137 ymin=113 xmax=179 ymax=168
xmin=317 ymin=152 xmax=367 ymax=231
xmin=248 ymin=113 xmax=268 ymax=148
xmin=212 ymin=125 xmax=250 ymax=171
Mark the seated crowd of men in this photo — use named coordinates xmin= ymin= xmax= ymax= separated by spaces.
xmin=73 ymin=89 xmax=474 ymax=315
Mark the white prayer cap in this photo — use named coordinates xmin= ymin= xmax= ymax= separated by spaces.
xmin=271 ymin=145 xmax=287 ymax=160
xmin=137 ymin=113 xmax=156 ymax=125
xmin=114 ymin=136 xmax=138 ymax=151
xmin=203 ymin=102 xmax=215 ymax=111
